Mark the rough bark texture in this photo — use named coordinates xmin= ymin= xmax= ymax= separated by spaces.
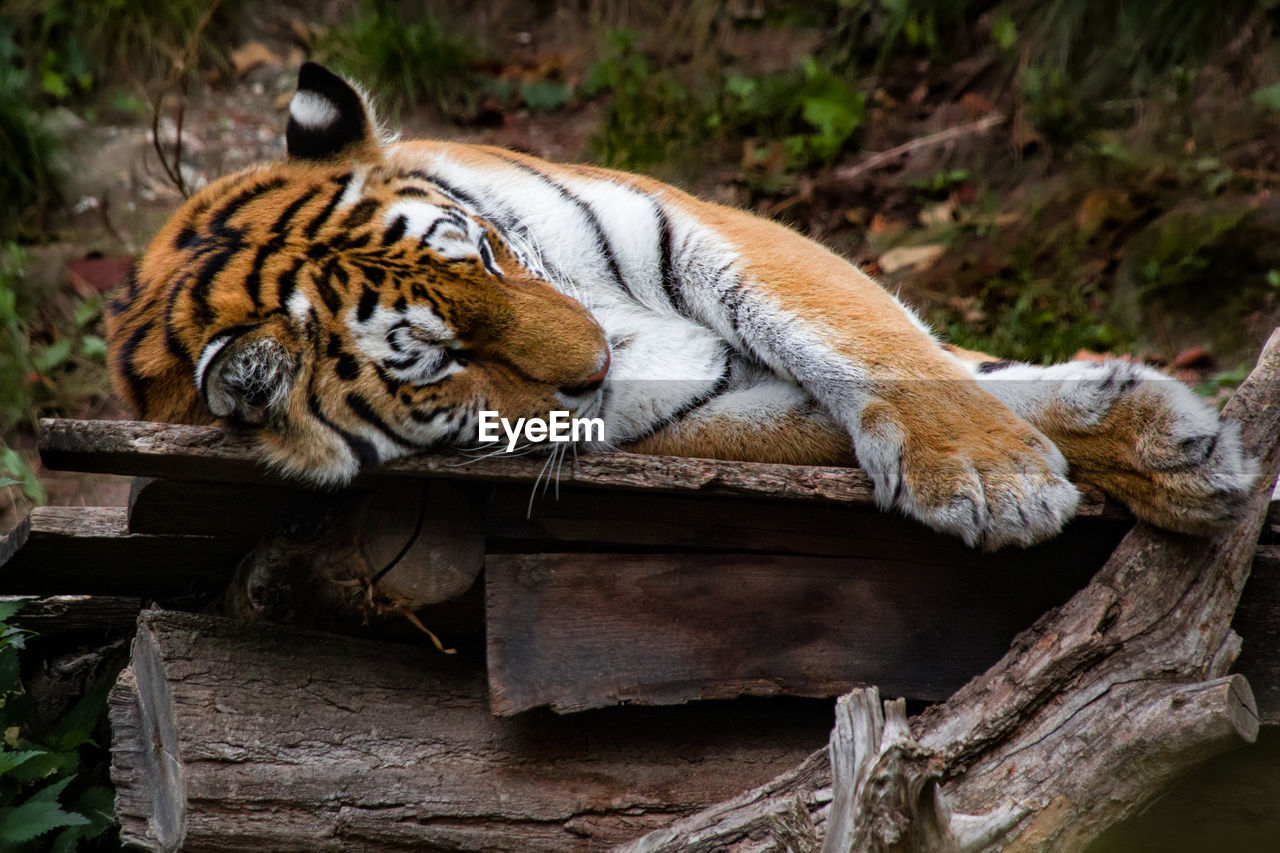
xmin=109 ymin=609 xmax=833 ymax=853
xmin=621 ymin=329 xmax=1280 ymax=852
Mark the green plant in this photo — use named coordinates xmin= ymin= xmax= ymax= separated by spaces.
xmin=587 ymin=30 xmax=864 ymax=174
xmin=321 ymin=0 xmax=481 ymax=115
xmin=0 ymin=27 xmax=61 ymax=241
xmin=0 ymin=601 xmax=115 ymax=851
xmin=0 ymin=245 xmax=107 ymax=504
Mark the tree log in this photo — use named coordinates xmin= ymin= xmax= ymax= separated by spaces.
xmin=622 ymin=328 xmax=1280 ymax=852
xmin=109 ymin=609 xmax=833 ymax=852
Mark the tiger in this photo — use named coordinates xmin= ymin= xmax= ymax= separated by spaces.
xmin=105 ymin=62 xmax=1257 ymax=550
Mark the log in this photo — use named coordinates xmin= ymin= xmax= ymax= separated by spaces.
xmin=109 ymin=609 xmax=832 ymax=852
xmin=622 ymin=328 xmax=1280 ymax=851
xmin=38 ymin=418 xmax=1124 ymax=517
xmin=0 ymin=507 xmax=247 ymax=599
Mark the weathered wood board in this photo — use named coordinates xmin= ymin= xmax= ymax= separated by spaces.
xmin=39 ymin=418 xmax=1124 ymax=516
xmin=487 ymin=544 xmax=1280 ymax=720
xmin=111 ymin=609 xmax=832 ymax=853
xmin=0 ymin=507 xmax=247 ymax=599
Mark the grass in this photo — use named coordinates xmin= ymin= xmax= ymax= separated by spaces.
xmin=319 ymin=0 xmax=482 ymax=116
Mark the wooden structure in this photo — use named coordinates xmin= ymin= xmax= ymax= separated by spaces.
xmin=3 ymin=332 xmax=1280 ymax=849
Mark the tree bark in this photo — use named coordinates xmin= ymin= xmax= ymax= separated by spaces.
xmin=109 ymin=609 xmax=833 ymax=853
xmin=621 ymin=328 xmax=1280 ymax=852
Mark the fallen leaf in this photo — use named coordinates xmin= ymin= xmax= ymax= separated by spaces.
xmin=1173 ymin=346 xmax=1212 ymax=369
xmin=961 ymin=92 xmax=997 ymax=116
xmin=869 ymin=213 xmax=904 ymax=236
xmin=231 ymin=41 xmax=283 ymax=77
xmin=878 ymin=243 xmax=946 ymax=274
xmin=66 ymin=255 xmax=134 ymax=296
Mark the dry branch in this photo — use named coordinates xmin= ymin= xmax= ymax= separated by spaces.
xmin=621 ymin=328 xmax=1280 ymax=852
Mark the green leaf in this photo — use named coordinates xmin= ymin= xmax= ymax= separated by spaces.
xmin=79 ymin=335 xmax=107 ymax=361
xmin=26 ymin=775 xmax=73 ymax=804
xmin=520 ymin=80 xmax=571 ymax=113
xmin=40 ymin=68 xmax=70 ymax=101
xmin=992 ymin=15 xmax=1018 ymax=50
xmin=0 ymin=749 xmax=45 ymax=776
xmin=5 ymin=748 xmax=77 ymax=783
xmin=0 ymin=600 xmax=24 ymax=622
xmin=0 ymin=800 xmax=89 ymax=844
xmin=32 ymin=338 xmax=72 ymax=373
xmin=51 ymin=785 xmax=114 ymax=852
xmin=1252 ymin=83 xmax=1280 ymax=113
xmin=71 ymin=299 xmax=99 ymax=328
xmin=43 ymin=689 xmax=107 ymax=752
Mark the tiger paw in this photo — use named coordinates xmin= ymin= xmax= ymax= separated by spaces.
xmin=1035 ymin=360 xmax=1258 ymax=533
xmin=857 ymin=394 xmax=1080 ymax=550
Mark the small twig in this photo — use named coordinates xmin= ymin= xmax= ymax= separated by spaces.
xmin=150 ymin=0 xmax=223 ymax=198
xmin=828 ymin=113 xmax=1005 ymax=186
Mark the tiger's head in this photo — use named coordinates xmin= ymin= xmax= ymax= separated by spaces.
xmin=107 ymin=63 xmax=609 ymax=484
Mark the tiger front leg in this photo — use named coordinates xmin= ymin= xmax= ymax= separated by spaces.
xmin=850 ymin=379 xmax=1080 ymax=549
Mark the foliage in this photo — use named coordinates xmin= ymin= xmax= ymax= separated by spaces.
xmin=2 ymin=0 xmax=238 ymax=93
xmin=0 ymin=27 xmax=61 ymax=241
xmin=0 ymin=245 xmax=107 ymax=504
xmin=321 ymin=0 xmax=481 ymax=115
xmin=586 ymin=30 xmax=864 ymax=174
xmin=0 ymin=601 xmax=115 ymax=851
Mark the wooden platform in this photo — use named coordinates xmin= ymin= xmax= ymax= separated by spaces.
xmin=5 ymin=417 xmax=1278 ymax=724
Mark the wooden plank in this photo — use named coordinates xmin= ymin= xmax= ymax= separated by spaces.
xmin=1 ymin=595 xmax=142 ymax=634
xmin=127 ymin=477 xmax=353 ymax=537
xmin=485 ymin=548 xmax=1105 ymax=715
xmin=488 ymin=484 xmax=1132 ymax=561
xmin=487 ymin=543 xmax=1280 ymax=719
xmin=39 ymin=418 xmax=1124 ymax=517
xmin=0 ymin=507 xmax=248 ymax=598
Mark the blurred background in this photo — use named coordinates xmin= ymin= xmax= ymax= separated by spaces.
xmin=1 ymin=1 xmax=1279 ymax=848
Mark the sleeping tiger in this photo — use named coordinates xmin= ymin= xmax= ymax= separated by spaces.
xmin=105 ymin=62 xmax=1256 ymax=550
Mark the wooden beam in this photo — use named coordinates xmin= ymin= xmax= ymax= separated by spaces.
xmin=39 ymin=418 xmax=1125 ymax=517
xmin=0 ymin=507 xmax=247 ymax=599
xmin=2 ymin=595 xmax=142 ymax=634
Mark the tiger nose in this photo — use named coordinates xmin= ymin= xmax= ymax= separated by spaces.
xmin=559 ymin=350 xmax=610 ymax=396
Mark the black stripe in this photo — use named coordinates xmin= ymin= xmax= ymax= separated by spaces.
xmin=395 ymin=186 xmax=434 ymax=198
xmin=272 ymin=186 xmax=321 ymax=234
xmin=409 ymin=404 xmax=451 ymax=424
xmin=189 ymin=246 xmax=240 ymax=325
xmin=312 ymin=260 xmax=346 ymax=314
xmin=373 ymin=363 xmax=403 ymax=396
xmin=629 ymin=368 xmax=731 ymax=443
xmin=208 ymin=178 xmax=287 ymax=236
xmin=115 ymin=320 xmax=154 ymax=415
xmin=339 ymin=198 xmax=380 ymax=230
xmin=276 ymin=258 xmax=304 ymax=305
xmin=304 ymin=173 xmax=353 ymax=239
xmin=346 ymin=392 xmax=419 ymax=448
xmin=358 ymin=264 xmax=386 ymax=288
xmin=308 ymin=392 xmax=379 ymax=466
xmin=976 ymin=359 xmax=1017 ymax=374
xmin=483 ymin=151 xmax=632 ymax=298
xmin=655 ymin=205 xmax=688 ymax=315
xmin=244 ymin=242 xmax=280 ymax=308
xmin=356 ymin=285 xmax=379 ymax=322
xmin=382 ymin=215 xmax=408 ymax=246
xmin=335 ymin=352 xmax=361 ymax=380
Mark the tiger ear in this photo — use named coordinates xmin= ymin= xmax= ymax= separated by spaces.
xmin=286 ymin=62 xmax=380 ymax=162
xmin=197 ymin=330 xmax=297 ymax=426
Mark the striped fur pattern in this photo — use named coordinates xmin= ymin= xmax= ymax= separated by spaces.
xmin=106 ymin=63 xmax=1256 ymax=549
